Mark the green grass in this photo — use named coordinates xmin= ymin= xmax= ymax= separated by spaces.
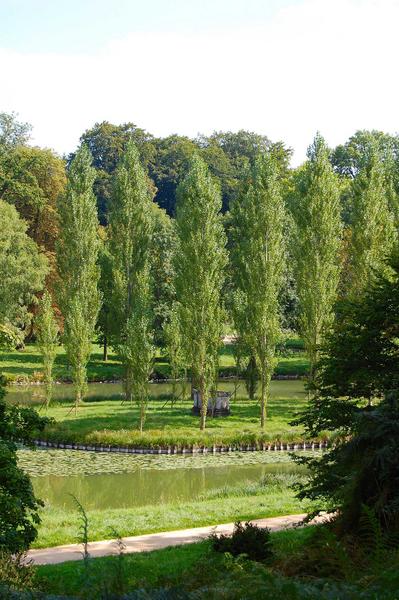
xmin=35 ymin=540 xmax=212 ymax=596
xmin=0 ymin=343 xmax=124 ymax=383
xmin=28 ymin=525 xmax=399 ymax=599
xmin=33 ymin=473 xmax=312 ymax=548
xmin=34 ymin=528 xmax=314 ymax=597
xmin=0 ymin=342 xmax=309 ymax=383
xmin=22 ymin=380 xmax=316 ymax=448
xmin=218 ymin=343 xmax=308 ymax=376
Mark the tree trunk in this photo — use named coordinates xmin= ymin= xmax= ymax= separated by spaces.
xmin=139 ymin=402 xmax=145 ymax=433
xmin=103 ymin=336 xmax=108 ymax=362
xmin=260 ymin=369 xmax=270 ymax=430
xmin=260 ymin=375 xmax=266 ymax=429
xmin=199 ymin=376 xmax=207 ymax=431
xmin=75 ymin=388 xmax=82 ymax=415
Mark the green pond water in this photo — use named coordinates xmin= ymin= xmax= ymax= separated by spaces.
xmin=6 ymin=379 xmax=305 ymax=405
xmin=18 ymin=448 xmax=305 ymax=511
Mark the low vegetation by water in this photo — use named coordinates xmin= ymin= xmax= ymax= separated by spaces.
xmin=18 ymin=447 xmax=305 ymax=477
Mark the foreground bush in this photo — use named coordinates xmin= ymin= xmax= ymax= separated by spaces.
xmin=210 ymin=521 xmax=273 ymax=561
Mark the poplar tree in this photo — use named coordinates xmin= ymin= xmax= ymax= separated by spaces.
xmin=175 ymin=155 xmax=227 ymax=430
xmin=108 ymin=141 xmax=153 ymax=432
xmin=57 ymin=145 xmax=101 ymax=410
xmin=230 ymin=154 xmax=286 ymax=428
xmin=348 ymin=146 xmax=396 ymax=297
xmin=164 ymin=306 xmax=187 ymax=404
xmin=291 ymin=134 xmax=342 ymax=388
xmin=36 ymin=290 xmax=58 ymax=409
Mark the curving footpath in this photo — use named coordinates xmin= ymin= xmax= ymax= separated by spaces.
xmin=27 ymin=513 xmax=327 ymax=566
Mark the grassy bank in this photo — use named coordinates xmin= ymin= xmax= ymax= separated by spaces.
xmin=16 ymin=381 xmax=319 ymax=448
xmin=32 ymin=473 xmax=312 ymax=548
xmin=0 ymin=340 xmax=309 ymax=383
xmin=33 ymin=525 xmax=399 ymax=599
xmin=35 ymin=528 xmax=313 ymax=597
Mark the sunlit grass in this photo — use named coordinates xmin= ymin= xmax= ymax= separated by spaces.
xmin=23 ymin=381 xmax=318 ymax=448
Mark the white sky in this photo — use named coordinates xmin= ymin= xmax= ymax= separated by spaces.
xmin=1 ymin=0 xmax=398 ymax=165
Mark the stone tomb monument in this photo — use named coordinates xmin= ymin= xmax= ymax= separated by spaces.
xmin=192 ymin=388 xmax=231 ymax=416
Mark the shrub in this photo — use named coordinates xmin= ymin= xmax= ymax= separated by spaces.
xmin=0 ymin=552 xmax=35 ymax=592
xmin=210 ymin=521 xmax=273 ymax=562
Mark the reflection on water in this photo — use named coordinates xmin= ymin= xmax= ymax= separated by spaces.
xmin=32 ymin=461 xmax=304 ymax=511
xmin=6 ymin=379 xmax=305 ymax=405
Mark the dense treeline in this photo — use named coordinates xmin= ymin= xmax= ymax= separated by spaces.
xmin=1 ymin=112 xmax=398 ymax=431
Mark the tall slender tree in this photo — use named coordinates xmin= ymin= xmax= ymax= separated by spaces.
xmin=57 ymin=145 xmax=101 ymax=410
xmin=36 ymin=290 xmax=58 ymax=409
xmin=291 ymin=134 xmax=342 ymax=388
xmin=230 ymin=154 xmax=286 ymax=428
xmin=348 ymin=145 xmax=396 ymax=297
xmin=108 ymin=141 xmax=153 ymax=431
xmin=174 ymin=155 xmax=227 ymax=430
xmin=164 ymin=305 xmax=187 ymax=404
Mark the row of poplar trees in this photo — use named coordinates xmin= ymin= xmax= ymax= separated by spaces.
xmin=36 ymin=133 xmax=397 ymax=431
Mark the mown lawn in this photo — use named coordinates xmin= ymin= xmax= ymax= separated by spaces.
xmin=19 ymin=380 xmax=313 ymax=448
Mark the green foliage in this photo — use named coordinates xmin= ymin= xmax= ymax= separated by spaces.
xmin=149 ymin=134 xmax=198 ymax=214
xmin=36 ymin=291 xmax=59 ymax=409
xmin=108 ymin=141 xmax=154 ymax=430
xmin=294 ymin=255 xmax=399 ymax=536
xmin=318 ymin=253 xmax=399 ymax=400
xmin=0 ymin=552 xmax=35 ymax=594
xmin=244 ymin=355 xmax=258 ymax=401
xmin=0 ymin=375 xmax=48 ymax=553
xmin=210 ymin=521 xmax=273 ymax=561
xmin=70 ymin=495 xmax=90 ymax=565
xmin=290 ymin=134 xmax=342 ymax=386
xmin=230 ymin=153 xmax=286 ymax=428
xmin=0 ymin=146 xmax=66 ymax=255
xmin=296 ymin=394 xmax=399 ymax=536
xmin=0 ymin=112 xmax=31 ymax=148
xmin=121 ymin=278 xmax=153 ymax=432
xmin=163 ymin=306 xmax=187 ymax=403
xmin=96 ymin=235 xmax=113 ymax=361
xmin=347 ymin=144 xmax=396 ymax=297
xmin=175 ymin=155 xmax=227 ymax=430
xmin=78 ymin=121 xmax=156 ymax=224
xmin=150 ymin=206 xmax=176 ymax=347
xmin=57 ymin=145 xmax=101 ymax=409
xmin=0 ymin=200 xmax=48 ymax=342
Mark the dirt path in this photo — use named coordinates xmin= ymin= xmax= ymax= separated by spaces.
xmin=27 ymin=513 xmax=326 ymax=565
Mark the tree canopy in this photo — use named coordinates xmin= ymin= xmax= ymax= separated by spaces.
xmin=0 ymin=200 xmax=48 ymax=339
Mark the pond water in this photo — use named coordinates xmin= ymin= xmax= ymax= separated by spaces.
xmin=7 ymin=378 xmax=304 ymax=405
xmin=18 ymin=448 xmax=306 ymax=511
xmin=30 ymin=462 xmax=303 ymax=511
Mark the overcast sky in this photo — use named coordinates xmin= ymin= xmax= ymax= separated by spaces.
xmin=1 ymin=0 xmax=398 ymax=164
